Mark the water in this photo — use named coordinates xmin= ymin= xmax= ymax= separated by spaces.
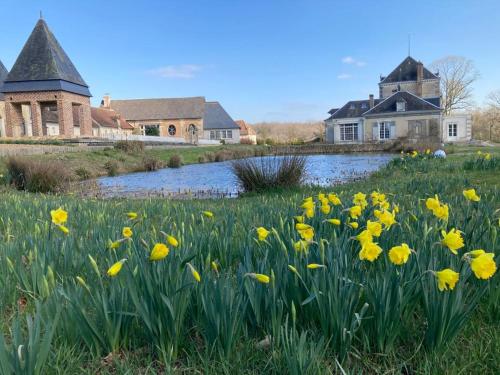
xmin=97 ymin=154 xmax=394 ymax=198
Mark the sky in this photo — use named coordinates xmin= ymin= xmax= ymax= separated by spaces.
xmin=0 ymin=0 xmax=499 ymax=122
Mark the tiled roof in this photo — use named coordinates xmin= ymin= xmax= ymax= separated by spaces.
xmin=235 ymin=120 xmax=256 ymax=135
xmin=3 ymin=19 xmax=90 ymax=96
xmin=0 ymin=60 xmax=8 ymax=99
xmin=110 ymin=97 xmax=205 ymax=121
xmin=91 ymin=107 xmax=134 ymax=129
xmin=380 ymin=56 xmax=438 ymax=84
xmin=204 ymin=102 xmax=239 ymax=130
xmin=363 ymin=91 xmax=441 ymax=116
xmin=327 ymin=99 xmax=382 ymax=120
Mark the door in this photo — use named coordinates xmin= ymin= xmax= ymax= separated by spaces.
xmin=188 ymin=124 xmax=198 ymax=144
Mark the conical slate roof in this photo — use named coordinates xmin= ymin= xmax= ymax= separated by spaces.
xmin=0 ymin=60 xmax=8 ymax=100
xmin=2 ymin=19 xmax=91 ymax=96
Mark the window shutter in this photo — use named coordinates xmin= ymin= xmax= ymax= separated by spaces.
xmin=372 ymin=123 xmax=378 ymax=141
xmin=389 ymin=122 xmax=396 ymax=139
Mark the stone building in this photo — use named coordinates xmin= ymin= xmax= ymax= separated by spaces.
xmin=0 ymin=60 xmax=7 ymax=137
xmin=0 ymin=18 xmax=92 ymax=138
xmin=325 ymin=56 xmax=471 ymax=144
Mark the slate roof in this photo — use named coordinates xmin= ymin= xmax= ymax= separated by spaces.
xmin=2 ymin=19 xmax=91 ymax=97
xmin=327 ymin=99 xmax=382 ymax=120
xmin=363 ymin=91 xmax=441 ymax=116
xmin=380 ymin=56 xmax=438 ymax=84
xmin=204 ymin=102 xmax=239 ymax=130
xmin=0 ymin=60 xmax=8 ymax=100
xmin=91 ymin=107 xmax=134 ymax=129
xmin=110 ymin=97 xmax=205 ymax=121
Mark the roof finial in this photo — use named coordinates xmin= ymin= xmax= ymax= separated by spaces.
xmin=40 ymin=10 xmax=43 ymax=19
xmin=408 ymin=33 xmax=411 ymax=57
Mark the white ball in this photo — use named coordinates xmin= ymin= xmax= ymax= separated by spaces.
xmin=434 ymin=149 xmax=446 ymax=158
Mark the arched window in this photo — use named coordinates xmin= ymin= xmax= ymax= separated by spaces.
xmin=168 ymin=125 xmax=176 ymax=136
xmin=188 ymin=124 xmax=197 ymax=134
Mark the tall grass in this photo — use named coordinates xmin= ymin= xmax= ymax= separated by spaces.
xmin=231 ymin=155 xmax=306 ymax=192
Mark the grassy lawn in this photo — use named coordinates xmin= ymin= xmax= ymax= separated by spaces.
xmin=0 ymin=145 xmax=498 ymax=374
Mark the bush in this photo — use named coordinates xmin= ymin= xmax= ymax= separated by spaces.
xmin=215 ymin=150 xmax=231 ymax=162
xmin=167 ymin=154 xmax=183 ymax=168
xmin=75 ymin=167 xmax=91 ymax=180
xmin=114 ymin=140 xmax=145 ymax=153
xmin=143 ymin=156 xmax=163 ymax=171
xmin=239 ymin=138 xmax=254 ymax=145
xmin=104 ymin=160 xmax=119 ymax=176
xmin=198 ymin=155 xmax=206 ymax=163
xmin=231 ymin=155 xmax=306 ymax=192
xmin=204 ymin=152 xmax=215 ymax=162
xmin=6 ymin=157 xmax=71 ymax=193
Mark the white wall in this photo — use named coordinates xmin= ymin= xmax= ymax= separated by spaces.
xmin=203 ymin=128 xmax=241 ymax=144
xmin=442 ymin=114 xmax=472 ymax=143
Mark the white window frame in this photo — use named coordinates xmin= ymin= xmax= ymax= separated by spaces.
xmin=379 ymin=122 xmax=391 ymax=140
xmin=448 ymin=123 xmax=457 ymax=138
xmin=339 ymin=123 xmax=359 ymax=141
xmin=396 ymin=100 xmax=406 ymax=112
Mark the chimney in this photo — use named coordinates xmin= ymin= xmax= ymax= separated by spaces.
xmin=101 ymin=94 xmax=111 ymax=108
xmin=369 ymin=94 xmax=374 ymax=108
xmin=416 ymin=62 xmax=423 ymax=97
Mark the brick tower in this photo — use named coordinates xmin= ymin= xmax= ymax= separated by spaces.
xmin=1 ymin=18 xmax=92 ymax=137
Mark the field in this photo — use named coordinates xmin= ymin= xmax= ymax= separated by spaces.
xmin=0 ymin=146 xmax=499 ymax=374
xmin=252 ymin=122 xmax=325 ymax=144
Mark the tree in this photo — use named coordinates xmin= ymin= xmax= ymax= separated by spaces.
xmin=430 ymin=56 xmax=479 ymax=115
xmin=487 ymin=89 xmax=500 ymax=109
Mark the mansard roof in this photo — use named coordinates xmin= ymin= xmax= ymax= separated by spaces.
xmin=0 ymin=60 xmax=8 ymax=99
xmin=363 ymin=91 xmax=441 ymax=116
xmin=380 ymin=56 xmax=438 ymax=84
xmin=2 ymin=19 xmax=91 ymax=97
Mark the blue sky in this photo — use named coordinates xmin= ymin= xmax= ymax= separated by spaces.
xmin=0 ymin=0 xmax=499 ymax=122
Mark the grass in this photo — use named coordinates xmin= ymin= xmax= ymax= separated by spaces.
xmin=0 ymin=145 xmax=498 ymax=374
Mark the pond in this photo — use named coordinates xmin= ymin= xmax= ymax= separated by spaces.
xmin=97 ymin=154 xmax=395 ymax=198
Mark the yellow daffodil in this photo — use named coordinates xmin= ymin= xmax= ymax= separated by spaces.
xmin=211 ymin=261 xmax=219 ymax=273
xmin=126 ymin=212 xmax=138 ymax=220
xmin=435 ymin=269 xmax=459 ymax=291
xmin=388 ymin=243 xmax=411 ymax=265
xmin=328 ymin=193 xmax=342 ymax=206
xmin=295 ymin=223 xmax=312 ymax=231
xmin=257 ymin=227 xmax=270 ymax=241
xmin=425 ymin=149 xmax=431 ymax=155
xmin=378 ymin=200 xmax=390 ymax=210
xmin=122 ymin=227 xmax=133 ymax=238
xmin=432 ymin=204 xmax=449 ymax=221
xmin=468 ymin=249 xmax=485 ymax=257
xmin=305 ymin=208 xmax=315 ymax=218
xmin=378 ymin=210 xmax=396 ymax=229
xmin=307 ymin=263 xmax=326 ymax=269
xmin=57 ymin=224 xmax=69 ymax=234
xmin=187 ymin=263 xmax=201 ymax=283
xmin=463 ymin=188 xmax=480 ymax=202
xmin=293 ymin=239 xmax=310 ymax=252
xmin=353 ymin=192 xmax=368 ymax=209
xmin=441 ymin=229 xmax=464 ymax=254
xmin=294 ymin=215 xmax=305 ymax=223
xmin=50 ymin=207 xmax=68 ymax=225
xmin=149 ymin=243 xmax=169 ymax=261
xmin=320 ymin=204 xmax=331 ymax=215
xmin=301 ymin=199 xmax=314 ymax=210
xmin=425 ymin=195 xmax=440 ymax=212
xmin=356 ymin=230 xmax=373 ymax=246
xmin=349 ymin=205 xmax=362 ymax=219
xmin=359 ymin=242 xmax=383 ymax=262
xmin=107 ymin=259 xmax=127 ymax=277
xmin=393 ymin=204 xmax=400 ymax=213
xmin=484 ymin=153 xmax=491 ymax=160
xmin=366 ymin=220 xmax=382 ymax=237
xmin=298 ymin=227 xmax=314 ymax=241
xmin=411 ymin=150 xmax=418 ymax=158
xmin=246 ymin=273 xmax=270 ymax=284
xmin=166 ymin=234 xmax=179 ymax=247
xmin=348 ymin=221 xmax=359 ymax=229
xmin=318 ymin=193 xmax=326 ymax=201
xmin=108 ymin=239 xmax=122 ymax=249
xmin=326 ymin=218 xmax=341 ymax=226
xmin=202 ymin=211 xmax=214 ymax=218
xmin=470 ymin=252 xmax=496 ymax=280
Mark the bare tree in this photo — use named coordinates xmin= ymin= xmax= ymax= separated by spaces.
xmin=487 ymin=89 xmax=500 ymax=109
xmin=430 ymin=56 xmax=479 ymax=115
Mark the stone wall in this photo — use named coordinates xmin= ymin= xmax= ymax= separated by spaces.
xmin=379 ymin=79 xmax=440 ymax=99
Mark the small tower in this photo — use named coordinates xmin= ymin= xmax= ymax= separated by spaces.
xmin=1 ymin=18 xmax=92 ymax=137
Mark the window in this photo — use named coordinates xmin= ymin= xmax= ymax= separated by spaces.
xmin=168 ymin=125 xmax=176 ymax=136
xmin=210 ymin=130 xmax=216 ymax=140
xmin=448 ymin=123 xmax=457 ymax=137
xmin=379 ymin=122 xmax=391 ymax=139
xmin=340 ymin=123 xmax=358 ymax=141
xmin=210 ymin=130 xmax=233 ymax=140
xmin=142 ymin=124 xmax=160 ymax=136
xmin=396 ymin=100 xmax=406 ymax=112
xmin=349 ymin=103 xmax=356 ymax=109
xmin=227 ymin=130 xmax=232 ymax=138
xmin=361 ymin=102 xmax=367 ymax=109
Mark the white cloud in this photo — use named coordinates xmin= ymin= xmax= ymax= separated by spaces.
xmin=337 ymin=73 xmax=352 ymax=80
xmin=147 ymin=64 xmax=203 ymax=79
xmin=341 ymin=56 xmax=366 ymax=67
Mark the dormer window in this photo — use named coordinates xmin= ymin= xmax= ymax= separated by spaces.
xmin=396 ymin=99 xmax=406 ymax=112
xmin=349 ymin=103 xmax=355 ymax=109
xmin=361 ymin=102 xmax=367 ymax=109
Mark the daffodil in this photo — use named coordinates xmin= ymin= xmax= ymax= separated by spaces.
xmin=294 ymin=215 xmax=305 ymax=223
xmin=326 ymin=218 xmax=341 ymax=226
xmin=348 ymin=221 xmax=359 ymax=229
xmin=349 ymin=205 xmax=362 ymax=219
xmin=432 ymin=204 xmax=449 ymax=221
xmin=377 ymin=210 xmax=396 ymax=229
xmin=57 ymin=224 xmax=69 ymax=234
xmin=301 ymin=199 xmax=314 ymax=210
xmin=166 ymin=234 xmax=179 ymax=247
xmin=295 ymin=223 xmax=312 ymax=231
xmin=307 ymin=263 xmax=326 ymax=269
xmin=257 ymin=227 xmax=270 ymax=241
xmin=304 ymin=208 xmax=315 ymax=218
xmin=298 ymin=227 xmax=314 ymax=241
xmin=366 ymin=220 xmax=382 ymax=237
xmin=356 ymin=230 xmax=373 ymax=246
xmin=470 ymin=252 xmax=497 ymax=280
xmin=318 ymin=193 xmax=326 ymax=201
xmin=468 ymin=249 xmax=485 ymax=257
xmin=246 ymin=273 xmax=270 ymax=284
xmin=107 ymin=259 xmax=127 ymax=277
xmin=353 ymin=192 xmax=368 ymax=209
xmin=202 ymin=211 xmax=214 ymax=218
xmin=359 ymin=242 xmax=383 ymax=262
xmin=108 ymin=239 xmax=122 ymax=249
xmin=50 ymin=207 xmax=68 ymax=225
xmin=425 ymin=148 xmax=431 ymax=155
xmin=411 ymin=150 xmax=418 ymax=158
xmin=122 ymin=227 xmax=133 ymax=238
xmin=187 ymin=263 xmax=201 ymax=282
xmin=388 ymin=243 xmax=411 ymax=265
xmin=211 ymin=261 xmax=219 ymax=273
xmin=484 ymin=153 xmax=491 ymax=160
xmin=328 ymin=193 xmax=342 ymax=206
xmin=320 ymin=204 xmax=331 ymax=215
xmin=293 ymin=240 xmax=310 ymax=252
xmin=435 ymin=269 xmax=459 ymax=291
xmin=441 ymin=229 xmax=464 ymax=254
xmin=463 ymin=188 xmax=480 ymax=202
xmin=149 ymin=243 xmax=169 ymax=261
xmin=126 ymin=212 xmax=138 ymax=220
xmin=426 ymin=195 xmax=440 ymax=212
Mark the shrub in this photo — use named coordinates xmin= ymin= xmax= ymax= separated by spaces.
xmin=143 ymin=156 xmax=163 ymax=171
xmin=114 ymin=140 xmax=145 ymax=153
xmin=167 ymin=154 xmax=183 ymax=168
xmin=6 ymin=157 xmax=71 ymax=193
xmin=215 ymin=150 xmax=232 ymax=162
xmin=231 ymin=155 xmax=306 ymax=192
xmin=239 ymin=138 xmax=253 ymax=145
xmin=75 ymin=167 xmax=91 ymax=180
xmin=204 ymin=152 xmax=215 ymax=162
xmin=104 ymin=160 xmax=119 ymax=176
xmin=197 ymin=155 xmax=206 ymax=163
